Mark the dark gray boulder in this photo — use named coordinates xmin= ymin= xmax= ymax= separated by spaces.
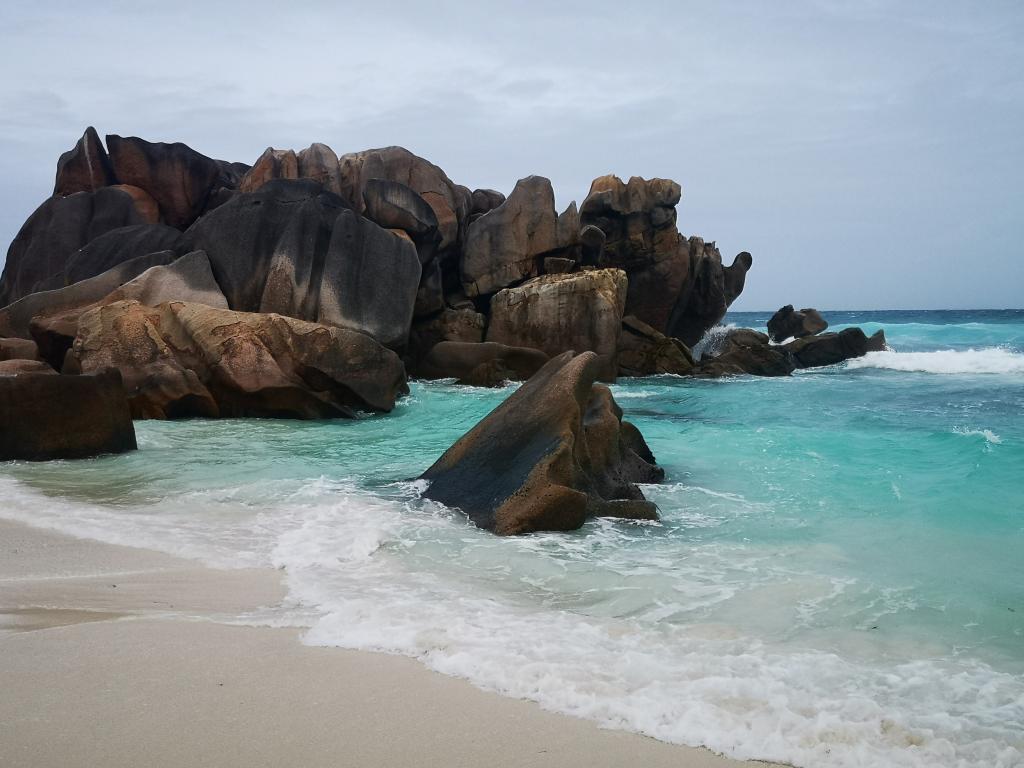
xmin=767 ymin=305 xmax=828 ymax=343
xmin=0 ymin=369 xmax=137 ymax=461
xmin=0 ymin=248 xmax=176 ymax=339
xmin=0 ymin=187 xmax=154 ymax=305
xmin=421 ymin=351 xmax=663 ymax=535
xmin=317 ymin=209 xmax=422 ymax=348
xmin=55 ymin=224 xmax=182 ymax=288
xmin=785 ymin=328 xmax=876 ymax=368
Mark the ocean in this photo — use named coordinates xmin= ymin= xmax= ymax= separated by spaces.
xmin=2 ymin=309 xmax=1022 ymax=767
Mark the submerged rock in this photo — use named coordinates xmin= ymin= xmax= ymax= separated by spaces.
xmin=767 ymin=305 xmax=828 ymax=343
xmin=421 ymin=351 xmax=663 ymax=535
xmin=70 ymin=300 xmax=408 ymax=419
xmin=0 ymin=368 xmax=136 ymax=461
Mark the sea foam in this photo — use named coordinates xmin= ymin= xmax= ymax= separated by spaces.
xmin=845 ymin=347 xmax=1024 ymax=374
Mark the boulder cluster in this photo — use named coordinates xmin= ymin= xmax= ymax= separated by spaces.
xmin=0 ymin=129 xmax=886 ymax=533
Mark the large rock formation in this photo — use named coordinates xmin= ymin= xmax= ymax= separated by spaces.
xmin=239 ymin=148 xmax=299 ymax=192
xmin=421 ymin=351 xmax=663 ymax=535
xmin=0 ymin=187 xmax=156 ymax=305
xmin=0 ymin=369 xmax=137 ymax=461
xmin=362 ymin=179 xmax=440 ymax=262
xmin=486 ymin=268 xmax=627 ymax=381
xmin=461 ymin=176 xmax=566 ymax=296
xmin=579 ymin=175 xmax=752 ymax=347
xmin=418 ymin=341 xmax=549 ymax=386
xmin=51 ymin=223 xmax=182 ymax=289
xmin=70 ymin=300 xmax=407 ymax=419
xmin=767 ymin=305 xmax=828 ymax=343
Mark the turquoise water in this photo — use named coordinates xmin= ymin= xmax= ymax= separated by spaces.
xmin=1 ymin=310 xmax=1022 ymax=767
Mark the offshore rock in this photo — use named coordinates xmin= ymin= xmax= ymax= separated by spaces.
xmin=785 ymin=328 xmax=878 ymax=368
xmin=696 ymin=329 xmax=796 ymax=378
xmin=767 ymin=305 xmax=828 ymax=343
xmin=421 ymin=351 xmax=663 ymax=535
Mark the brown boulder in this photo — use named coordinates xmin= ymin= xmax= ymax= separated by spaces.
xmin=238 ymin=148 xmax=299 ymax=192
xmin=338 ymin=146 xmax=468 ymax=252
xmin=0 ymin=338 xmax=41 ymax=362
xmin=0 ymin=369 xmax=137 ymax=461
xmin=460 ymin=175 xmax=561 ymax=297
xmin=297 ymin=143 xmax=343 ymax=196
xmin=421 ymin=352 xmax=663 ymax=535
xmin=53 ymin=127 xmax=117 ymax=196
xmin=617 ymin=316 xmax=695 ymax=376
xmin=486 ymin=268 xmax=627 ymax=381
xmin=418 ymin=341 xmax=549 ymax=386
xmin=0 ymin=359 xmax=54 ymax=376
xmin=767 ymin=305 xmax=828 ymax=343
xmin=470 ymin=188 xmax=505 ymax=215
xmin=71 ymin=300 xmax=407 ymax=420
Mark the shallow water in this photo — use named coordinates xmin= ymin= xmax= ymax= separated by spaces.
xmin=2 ymin=309 xmax=1022 ymax=767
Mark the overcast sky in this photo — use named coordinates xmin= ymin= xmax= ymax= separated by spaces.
xmin=1 ymin=0 xmax=1021 ymax=309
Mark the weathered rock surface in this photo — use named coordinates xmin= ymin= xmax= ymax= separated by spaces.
xmin=71 ymin=300 xmax=408 ymax=420
xmin=580 ymin=174 xmax=681 ymax=270
xmin=339 ymin=146 xmax=469 ymax=252
xmin=470 ymin=188 xmax=505 ymax=215
xmin=0 ymin=369 xmax=137 ymax=461
xmin=53 ymin=127 xmax=117 ymax=196
xmin=617 ymin=315 xmax=696 ymax=377
xmin=407 ymin=308 xmax=485 ymax=371
xmin=316 ymin=209 xmax=422 ymax=348
xmin=461 ymin=176 xmax=563 ymax=297
xmin=0 ymin=337 xmax=41 ymax=362
xmin=55 ymin=223 xmax=182 ymax=288
xmin=106 ymin=134 xmax=241 ymax=229
xmin=0 ymin=359 xmax=53 ymax=376
xmin=421 ymin=351 xmax=663 ymax=535
xmin=767 ymin=305 xmax=828 ymax=343
xmin=696 ymin=329 xmax=796 ymax=378
xmin=418 ymin=341 xmax=549 ymax=386
xmin=297 ymin=143 xmax=343 ymax=197
xmin=0 ymin=249 xmax=177 ymax=339
xmin=784 ymin=328 xmax=879 ymax=369
xmin=579 ymin=175 xmax=752 ymax=347
xmin=100 ymin=251 xmax=228 ymax=310
xmin=0 ymin=187 xmax=155 ymax=305
xmin=238 ymin=148 xmax=298 ymax=192
xmin=362 ymin=179 xmax=440 ymax=261
xmin=486 ymin=269 xmax=627 ymax=381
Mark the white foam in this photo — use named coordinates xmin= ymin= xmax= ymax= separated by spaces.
xmin=3 ymin=474 xmax=1023 ymax=768
xmin=953 ymin=427 xmax=1003 ymax=444
xmin=845 ymin=348 xmax=1024 ymax=374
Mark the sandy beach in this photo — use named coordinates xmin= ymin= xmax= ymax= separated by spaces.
xmin=0 ymin=518 xmax=783 ymax=768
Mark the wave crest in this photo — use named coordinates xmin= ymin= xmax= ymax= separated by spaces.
xmin=845 ymin=348 xmax=1024 ymax=375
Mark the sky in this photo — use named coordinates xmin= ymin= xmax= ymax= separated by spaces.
xmin=0 ymin=0 xmax=1021 ymax=310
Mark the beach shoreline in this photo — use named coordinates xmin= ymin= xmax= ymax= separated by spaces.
xmin=0 ymin=517 xmax=784 ymax=768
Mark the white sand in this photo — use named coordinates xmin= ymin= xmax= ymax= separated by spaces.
xmin=0 ymin=519 xmax=784 ymax=768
